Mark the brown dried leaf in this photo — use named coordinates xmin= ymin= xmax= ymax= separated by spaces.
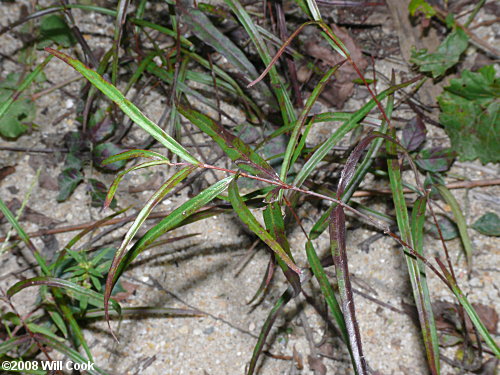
xmin=304 ymin=25 xmax=368 ymax=108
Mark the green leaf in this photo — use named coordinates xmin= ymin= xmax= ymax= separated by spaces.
xmin=107 ymin=176 xmax=234 ymax=297
xmin=7 ymin=276 xmax=120 ymax=313
xmin=409 ymin=0 xmax=437 ymax=18
xmin=225 ymin=0 xmax=294 ymax=125
xmin=57 ymin=168 xmax=83 ymax=202
xmin=438 ymin=65 xmax=500 ymax=164
xmin=416 ymin=147 xmax=455 ymax=172
xmin=263 ymin=200 xmax=301 ymax=295
xmin=435 ymin=185 xmax=473 ymax=270
xmin=305 ymin=241 xmax=349 ymax=347
xmin=108 ymin=166 xmax=194 ymax=290
xmin=386 ymin=129 xmax=440 ymax=374
xmin=428 ymin=216 xmax=459 ymax=240
xmin=46 ymin=48 xmax=199 ymax=165
xmin=228 ymin=179 xmax=300 ymax=274
xmin=0 ymin=96 xmax=34 ymax=138
xmin=0 ymin=56 xmax=52 ymax=139
xmin=38 ymin=15 xmax=77 ymax=48
xmin=179 ymin=106 xmax=277 ymax=179
xmin=181 ymin=8 xmax=259 ymax=81
xmin=472 ymin=212 xmax=500 ymax=236
xmin=411 ymin=28 xmax=468 ymax=78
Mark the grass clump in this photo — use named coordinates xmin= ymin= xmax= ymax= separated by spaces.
xmin=0 ymin=0 xmax=499 ymax=374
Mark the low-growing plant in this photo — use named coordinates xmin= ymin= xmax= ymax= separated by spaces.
xmin=0 ymin=0 xmax=498 ymax=374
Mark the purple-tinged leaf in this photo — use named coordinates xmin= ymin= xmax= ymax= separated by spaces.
xmin=93 ymin=142 xmax=127 ymax=172
xmin=88 ymin=179 xmax=116 ymax=209
xmin=57 ymin=168 xmax=83 ymax=202
xmin=87 ymin=109 xmax=115 ymax=143
xmin=179 ymin=106 xmax=278 ymax=179
xmin=402 ymin=116 xmax=426 ymax=151
xmin=330 ymin=206 xmax=367 ymax=375
xmin=416 ymin=147 xmax=455 ymax=172
xmin=337 ymin=133 xmax=379 ymax=198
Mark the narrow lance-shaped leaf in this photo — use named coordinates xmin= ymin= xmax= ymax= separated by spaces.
xmin=411 ymin=196 xmax=440 ymax=373
xmin=330 ymin=206 xmax=367 ymax=375
xmin=293 ymin=76 xmax=421 ymax=187
xmin=225 ymin=0 xmax=295 ymax=125
xmin=45 ymin=48 xmax=199 ymax=164
xmin=105 ymin=176 xmax=235 ymax=322
xmin=280 ymin=62 xmax=344 ymax=183
xmin=386 ymin=127 xmax=439 ymax=374
xmin=104 ymin=160 xmax=172 ymax=208
xmin=263 ymin=199 xmax=301 ymax=295
xmin=228 ymin=179 xmax=300 ymax=274
xmin=179 ymin=106 xmax=277 ymax=179
xmin=305 ymin=241 xmax=350 ymax=351
xmin=7 ymin=276 xmax=120 ymax=314
xmin=104 ymin=166 xmax=195 ymax=317
xmin=180 ymin=8 xmax=259 ymax=81
xmin=435 ymin=185 xmax=473 ymax=271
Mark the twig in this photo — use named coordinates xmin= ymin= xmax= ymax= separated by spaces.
xmin=351 ymin=179 xmax=500 ymax=197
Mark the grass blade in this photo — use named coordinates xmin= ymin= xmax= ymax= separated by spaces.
xmin=104 ymin=160 xmax=172 ymax=208
xmin=280 ymin=63 xmax=343 ymax=183
xmin=435 ymin=184 xmax=473 ymax=271
xmin=7 ymin=276 xmax=120 ymax=314
xmin=104 ymin=166 xmax=196 ymax=318
xmin=386 ymin=128 xmax=439 ymax=374
xmin=45 ymin=48 xmax=199 ymax=164
xmin=293 ymin=77 xmax=420 ymax=187
xmin=412 ymin=196 xmax=440 ymax=373
xmin=225 ymin=0 xmax=295 ymax=125
xmin=228 ymin=179 xmax=300 ymax=274
xmin=180 ymin=8 xmax=259 ymax=81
